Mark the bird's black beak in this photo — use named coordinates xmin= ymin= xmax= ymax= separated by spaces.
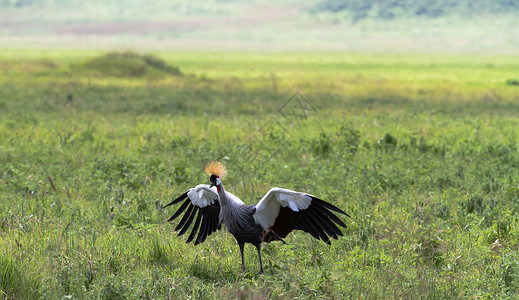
xmin=209 ymin=181 xmax=216 ymax=188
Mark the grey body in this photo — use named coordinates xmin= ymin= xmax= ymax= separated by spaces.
xmin=217 ymin=183 xmax=265 ymax=273
xmin=219 ymin=201 xmax=262 ymax=244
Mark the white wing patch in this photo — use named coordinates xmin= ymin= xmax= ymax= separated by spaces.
xmin=288 ymin=200 xmax=299 ymax=212
xmin=253 ymin=187 xmax=313 ymax=229
xmin=186 ymin=184 xmax=244 ymax=208
xmin=225 ymin=190 xmax=245 ymax=205
xmin=187 ymin=184 xmax=218 ymax=208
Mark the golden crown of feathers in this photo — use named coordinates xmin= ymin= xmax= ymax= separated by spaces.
xmin=205 ymin=161 xmax=227 ymax=179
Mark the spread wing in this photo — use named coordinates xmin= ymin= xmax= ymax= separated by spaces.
xmin=162 ymin=184 xmax=221 ymax=245
xmin=253 ymin=188 xmax=350 ymax=245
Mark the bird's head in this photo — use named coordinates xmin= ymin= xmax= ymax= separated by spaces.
xmin=205 ymin=161 xmax=227 ymax=191
xmin=209 ymin=174 xmax=221 ymax=189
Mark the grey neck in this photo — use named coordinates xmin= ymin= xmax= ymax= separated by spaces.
xmin=217 ymin=184 xmax=233 ymax=207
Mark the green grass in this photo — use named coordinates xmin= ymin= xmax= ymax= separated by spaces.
xmin=1 ymin=50 xmax=519 ymax=298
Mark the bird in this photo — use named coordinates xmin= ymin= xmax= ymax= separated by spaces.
xmin=162 ymin=161 xmax=350 ymax=274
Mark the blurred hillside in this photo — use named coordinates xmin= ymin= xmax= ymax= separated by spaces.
xmin=311 ymin=0 xmax=519 ymax=21
xmin=0 ymin=0 xmax=517 ymax=53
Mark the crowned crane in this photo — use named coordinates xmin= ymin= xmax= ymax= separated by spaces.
xmin=162 ymin=161 xmax=350 ymax=274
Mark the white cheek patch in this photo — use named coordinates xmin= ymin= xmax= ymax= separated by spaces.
xmin=215 ymin=178 xmax=222 ymax=186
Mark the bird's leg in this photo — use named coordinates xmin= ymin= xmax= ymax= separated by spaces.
xmin=256 ymin=244 xmax=263 ymax=275
xmin=238 ymin=241 xmax=245 ymax=273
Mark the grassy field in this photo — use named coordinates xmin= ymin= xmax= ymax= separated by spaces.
xmin=1 ymin=49 xmax=519 ymax=298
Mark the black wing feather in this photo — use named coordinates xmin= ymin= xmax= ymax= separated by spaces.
xmin=296 ymin=209 xmax=328 ymax=243
xmin=306 ymin=207 xmax=340 ymax=240
xmin=162 ymin=191 xmax=188 ymax=209
xmin=270 ymin=197 xmax=349 ymax=245
xmin=186 ymin=211 xmax=203 ymax=243
xmin=291 ymin=209 xmax=320 ymax=240
xmin=164 ymin=189 xmax=222 ymax=245
xmin=304 ymin=209 xmax=331 ymax=244
xmin=167 ymin=199 xmax=190 ymax=222
xmin=175 ymin=204 xmax=195 ymax=231
xmin=311 ymin=201 xmax=348 ymax=229
xmin=210 ymin=204 xmax=220 ymax=233
xmin=308 ymin=205 xmax=343 ymax=235
xmin=195 ymin=210 xmax=209 ymax=245
xmin=206 ymin=206 xmax=216 ymax=234
xmin=178 ymin=206 xmax=198 ymax=236
xmin=311 ymin=196 xmax=351 ymax=218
